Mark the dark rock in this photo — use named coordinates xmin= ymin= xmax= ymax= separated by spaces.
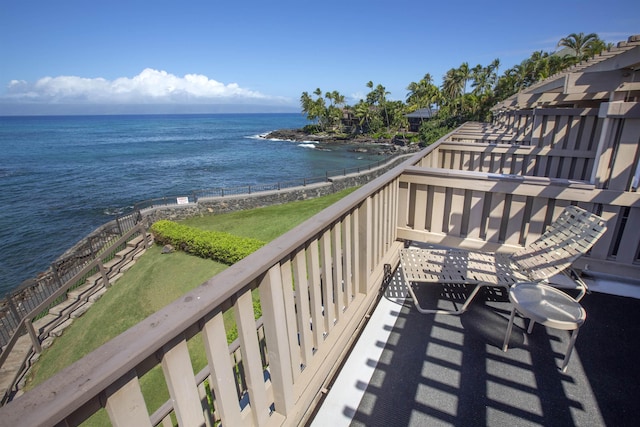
xmin=263 ymin=128 xmax=422 ymax=154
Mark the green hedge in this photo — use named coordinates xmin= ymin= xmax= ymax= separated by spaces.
xmin=150 ymin=220 xmax=265 ymax=265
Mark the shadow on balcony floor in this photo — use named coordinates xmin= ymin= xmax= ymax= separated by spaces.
xmin=327 ymin=268 xmax=640 ymax=427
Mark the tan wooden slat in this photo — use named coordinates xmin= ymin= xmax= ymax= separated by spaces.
xmin=486 ymin=193 xmax=506 ymax=243
xmin=608 ymin=120 xmax=640 ymax=191
xmin=613 ymin=207 xmax=640 ymax=264
xmin=292 ymin=249 xmax=314 ymax=368
xmin=372 ymin=191 xmax=380 ymax=265
xmin=331 ymin=223 xmax=344 ymax=322
xmin=397 ymin=181 xmax=409 ymax=228
xmin=357 ymin=198 xmax=372 ymax=292
xmin=161 ymin=337 xmax=207 ymax=427
xmin=554 ymin=115 xmax=569 ymax=149
xmin=413 ymin=183 xmax=428 ymax=231
xmin=466 ymin=190 xmax=485 ymax=240
xmin=505 ymin=195 xmax=527 ymax=245
xmin=351 ymin=205 xmax=362 ymax=294
xmin=234 ymin=289 xmax=270 ymax=426
xmin=319 ymin=232 xmax=334 ymax=333
xmin=526 ymin=197 xmax=550 ymax=244
xmin=279 ymin=259 xmax=302 ymax=382
xmin=202 ymin=311 xmax=244 ymax=427
xmin=431 ymin=186 xmax=447 ymax=234
xmin=449 ymin=188 xmax=465 ymax=237
xmin=342 ymin=215 xmax=354 ymax=309
xmin=306 ymin=240 xmax=324 ymax=348
xmin=105 ymin=370 xmax=152 ymax=427
xmin=259 ymin=265 xmax=295 ymax=416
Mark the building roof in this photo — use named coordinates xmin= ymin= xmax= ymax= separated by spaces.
xmin=405 ymin=108 xmax=437 ymax=119
xmin=493 ymin=34 xmax=640 ymax=111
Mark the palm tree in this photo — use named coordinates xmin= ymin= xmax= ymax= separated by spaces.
xmin=584 ymin=39 xmax=614 ymax=58
xmin=354 ymin=100 xmax=372 ymax=133
xmin=300 ymin=88 xmax=329 ymax=131
xmin=366 ymin=81 xmax=391 ymax=131
xmin=458 ymin=62 xmax=471 ymax=96
xmin=558 ymin=32 xmax=599 ymax=61
xmin=406 ymin=73 xmax=438 ymax=113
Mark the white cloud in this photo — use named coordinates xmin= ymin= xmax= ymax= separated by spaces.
xmin=3 ymin=68 xmax=287 ymax=105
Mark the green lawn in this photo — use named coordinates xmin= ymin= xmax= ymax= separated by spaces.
xmin=180 ymin=188 xmax=357 ymax=241
xmin=24 ymin=187 xmax=358 ymax=423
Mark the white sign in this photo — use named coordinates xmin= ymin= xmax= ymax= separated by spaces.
xmin=176 ymin=197 xmax=189 ymax=205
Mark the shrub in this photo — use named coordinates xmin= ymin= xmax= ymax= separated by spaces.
xmin=151 ymin=220 xmax=265 ymax=265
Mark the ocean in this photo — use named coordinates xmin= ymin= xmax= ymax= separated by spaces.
xmin=0 ymin=113 xmax=387 ymax=297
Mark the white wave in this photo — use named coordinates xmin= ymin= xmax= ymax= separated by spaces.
xmin=298 ymin=143 xmax=317 ymax=149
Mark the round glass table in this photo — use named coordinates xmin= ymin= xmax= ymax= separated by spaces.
xmin=502 ymin=282 xmax=586 ymax=372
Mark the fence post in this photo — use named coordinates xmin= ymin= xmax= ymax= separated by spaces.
xmin=98 ymin=258 xmax=111 ymax=288
xmin=6 ymin=296 xmax=21 ymax=323
xmin=139 ymin=223 xmax=149 ymax=250
xmin=88 ymin=237 xmax=96 ymax=259
xmin=115 ymin=216 xmax=123 ymax=236
xmin=25 ymin=318 xmax=42 ymax=354
xmin=51 ymin=267 xmax=63 ymax=290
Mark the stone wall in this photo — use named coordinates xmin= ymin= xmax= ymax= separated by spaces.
xmin=141 ymin=155 xmax=409 ymax=224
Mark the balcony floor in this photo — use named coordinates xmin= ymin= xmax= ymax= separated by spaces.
xmin=312 ymin=266 xmax=640 ymax=427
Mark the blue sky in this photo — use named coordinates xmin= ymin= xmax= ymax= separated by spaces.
xmin=0 ymin=0 xmax=638 ymax=114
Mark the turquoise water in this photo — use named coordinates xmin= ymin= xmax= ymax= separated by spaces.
xmin=0 ymin=114 xmax=385 ymax=296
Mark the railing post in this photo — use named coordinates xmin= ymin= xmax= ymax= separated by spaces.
xmin=138 ymin=223 xmax=149 ymax=250
xmin=98 ymin=258 xmax=111 ymax=288
xmin=24 ymin=318 xmax=42 ymax=354
xmin=116 ymin=216 xmax=123 ymax=236
xmin=6 ymin=296 xmax=21 ymax=322
xmin=51 ymin=265 xmax=63 ymax=289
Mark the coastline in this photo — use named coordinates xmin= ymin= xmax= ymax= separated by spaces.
xmin=262 ymin=128 xmax=422 ymax=155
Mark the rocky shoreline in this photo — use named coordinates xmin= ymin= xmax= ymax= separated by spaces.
xmin=263 ymin=129 xmax=422 ymax=155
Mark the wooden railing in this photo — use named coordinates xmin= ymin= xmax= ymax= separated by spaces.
xmin=396 ymin=167 xmax=640 ymax=277
xmin=0 ymin=223 xmax=150 ymax=405
xmin=0 ymin=211 xmax=144 ymax=348
xmin=0 ymin=162 xmax=405 ymax=426
xmin=1 ymin=108 xmax=638 ymax=425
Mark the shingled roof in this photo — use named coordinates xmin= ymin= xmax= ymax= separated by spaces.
xmin=493 ymin=34 xmax=640 ymax=111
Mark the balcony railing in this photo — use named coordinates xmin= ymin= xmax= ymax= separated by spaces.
xmin=1 ymin=102 xmax=639 ymax=426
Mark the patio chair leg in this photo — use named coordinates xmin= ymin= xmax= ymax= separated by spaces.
xmin=406 ymin=282 xmax=482 ymax=315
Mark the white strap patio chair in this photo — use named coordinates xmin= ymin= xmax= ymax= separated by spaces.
xmin=399 ymin=205 xmax=607 ymax=314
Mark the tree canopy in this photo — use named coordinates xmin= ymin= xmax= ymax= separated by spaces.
xmin=300 ymin=32 xmax=614 ymax=145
